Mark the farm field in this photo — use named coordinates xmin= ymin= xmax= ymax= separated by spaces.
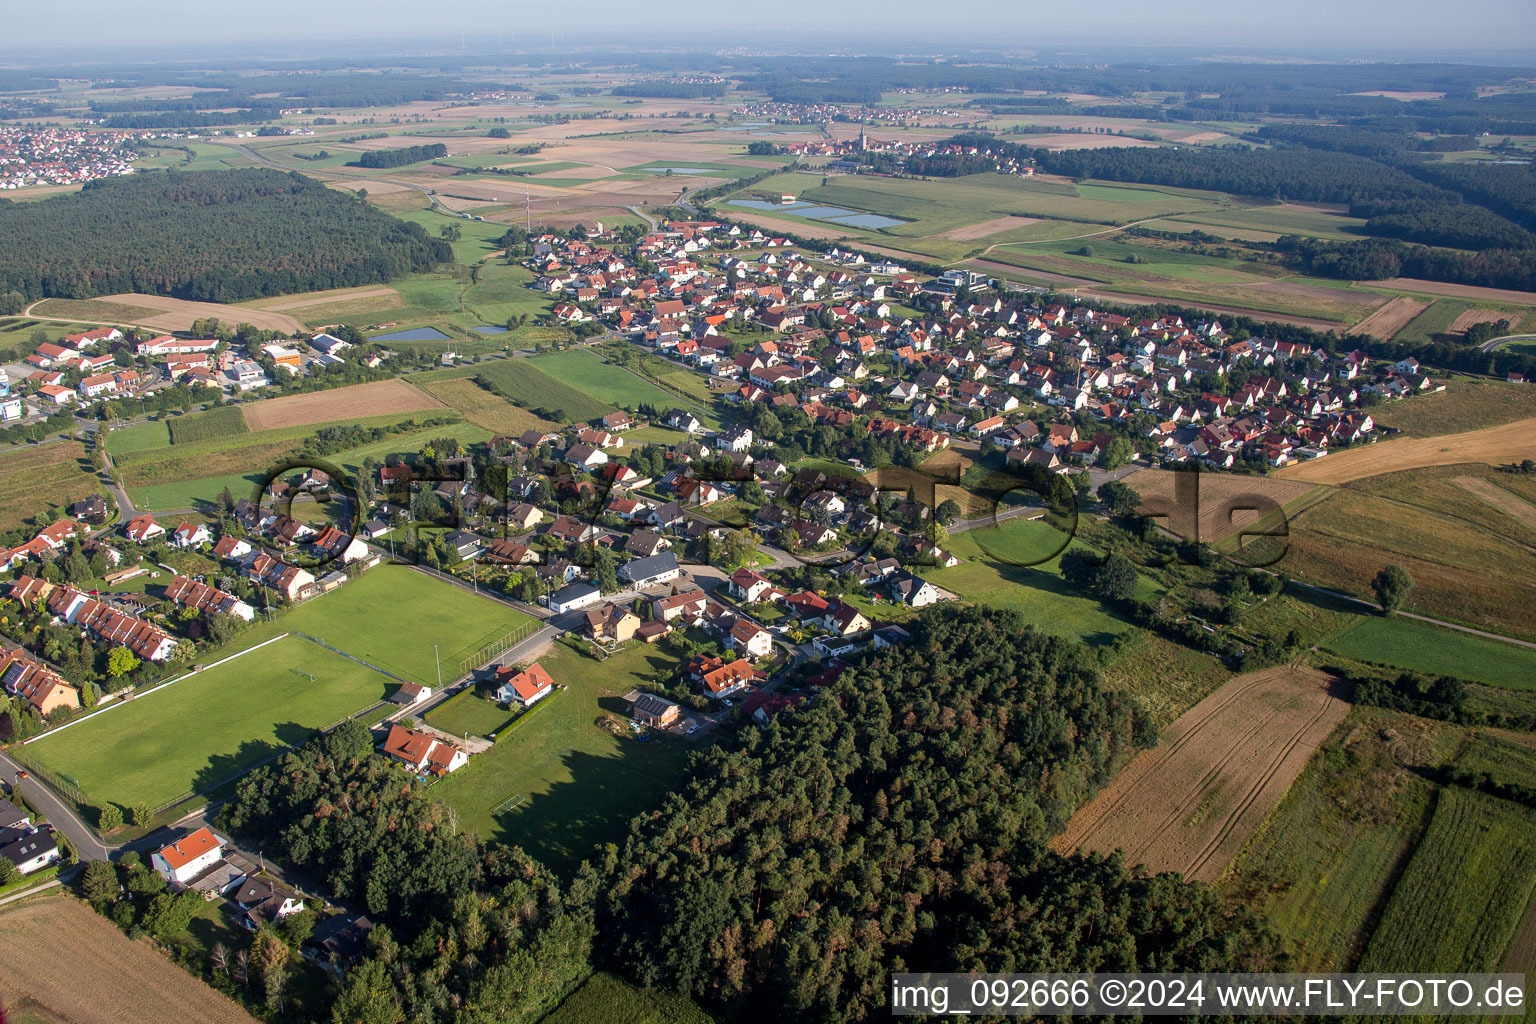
xmin=239 ymin=378 xmax=445 ymax=432
xmin=434 ymin=639 xmax=698 ymax=875
xmin=1327 ymin=615 xmax=1536 ymax=690
xmin=0 ymin=319 xmax=105 ymax=360
xmin=1368 ymin=377 xmax=1536 ymax=437
xmin=1220 ymin=708 xmax=1444 ymax=970
xmin=528 ymin=349 xmax=708 ymax=416
xmin=1276 ymin=417 xmax=1536 ymax=483
xmin=1357 ymin=786 xmax=1536 ymax=973
xmin=1120 ymin=467 xmax=1319 ymax=545
xmin=1345 ymin=295 xmax=1430 ymax=339
xmin=1393 ymin=298 xmax=1480 ymax=345
xmin=1283 ymin=470 xmax=1536 ymax=639
xmin=1052 ymin=666 xmax=1348 ymax=882
xmin=0 ymin=442 xmax=101 ymax=533
xmin=1099 ymin=630 xmax=1232 ymax=727
xmin=118 ymin=416 xmax=484 ymax=512
xmin=24 ymin=634 xmax=397 ymax=811
xmin=0 ymin=894 xmax=260 ymax=1024
xmin=412 ymin=357 xmax=616 ymax=424
xmin=36 ymin=293 xmax=303 ymax=334
xmin=168 ymin=405 xmax=248 ymax=445
xmin=421 ymin=377 xmax=564 ymax=435
xmin=543 ymin=972 xmax=718 ymax=1024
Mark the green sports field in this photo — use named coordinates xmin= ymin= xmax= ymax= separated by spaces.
xmin=1326 ymin=615 xmax=1536 ymax=690
xmin=26 ymin=635 xmax=395 ymax=811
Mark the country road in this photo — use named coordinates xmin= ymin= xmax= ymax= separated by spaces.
xmin=1479 ymin=333 xmax=1536 ymax=353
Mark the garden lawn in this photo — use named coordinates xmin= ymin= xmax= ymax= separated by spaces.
xmin=1327 ymin=615 xmax=1536 ymax=691
xmin=426 ymin=689 xmax=516 ymax=739
xmin=923 ymin=518 xmax=1155 ymax=645
xmin=434 ymin=640 xmax=698 ymax=875
xmin=25 ymin=635 xmax=394 ymax=811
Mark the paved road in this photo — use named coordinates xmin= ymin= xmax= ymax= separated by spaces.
xmin=1479 ymin=333 xmax=1536 ymax=354
xmin=0 ymin=752 xmax=111 ymax=861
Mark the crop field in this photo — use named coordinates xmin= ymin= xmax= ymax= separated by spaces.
xmin=1283 ymin=471 xmax=1536 ymax=639
xmin=1456 ymin=733 xmax=1536 ymax=791
xmin=1121 ymin=467 xmax=1319 ymax=545
xmin=421 ymin=377 xmax=564 ymax=435
xmin=1220 ymin=708 xmax=1443 ymax=970
xmin=1277 ymin=417 xmax=1536 ymax=484
xmin=1053 ymin=666 xmax=1348 ymax=882
xmin=0 ymin=442 xmax=100 ymax=533
xmin=1346 ymin=295 xmax=1430 ymax=339
xmin=1393 ymin=298 xmax=1477 ymax=345
xmin=528 ymin=349 xmax=704 ymax=414
xmin=1327 ymin=616 xmax=1536 ymax=690
xmin=1154 ymin=202 xmax=1370 ymax=242
xmin=119 ymin=415 xmax=483 ymax=512
xmin=167 ymin=404 xmax=249 ymax=445
xmin=24 ymin=635 xmax=396 ymax=810
xmin=46 ymin=293 xmax=303 ymax=334
xmin=434 ymin=639 xmax=697 ymax=875
xmin=28 ymin=297 xmax=165 ymax=325
xmin=543 ymin=972 xmax=718 ymax=1024
xmin=0 ymin=894 xmax=260 ymax=1024
xmin=240 ymin=378 xmax=445 ymax=432
xmin=1358 ymin=786 xmax=1536 ymax=972
xmin=1099 ymin=630 xmax=1232 ymax=727
xmin=414 ymin=357 xmax=616 ymax=424
xmin=1367 ymin=377 xmax=1536 ymax=437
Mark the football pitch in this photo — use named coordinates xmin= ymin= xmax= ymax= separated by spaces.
xmin=25 ymin=635 xmax=395 ymax=812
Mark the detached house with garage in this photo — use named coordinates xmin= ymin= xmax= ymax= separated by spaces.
xmin=493 ymin=661 xmax=555 ymax=708
xmin=381 ymin=724 xmax=467 ymax=776
xmin=152 ymin=827 xmax=226 ymax=885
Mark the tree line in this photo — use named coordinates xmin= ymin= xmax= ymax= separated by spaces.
xmin=346 ymin=144 xmax=448 ymax=169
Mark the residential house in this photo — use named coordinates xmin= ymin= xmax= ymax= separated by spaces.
xmin=170 ymin=522 xmax=211 ymax=549
xmin=124 ymin=514 xmax=165 ymax=544
xmin=585 ymin=603 xmax=641 ymax=644
xmin=493 ymin=662 xmax=555 ymax=708
xmin=631 ymin=693 xmax=680 ymax=728
xmin=729 ymin=619 xmax=775 ymax=660
xmin=619 ymin=552 xmax=681 ymax=588
xmin=152 ymin=827 xmax=226 ymax=885
xmin=381 ymin=724 xmax=467 ymax=776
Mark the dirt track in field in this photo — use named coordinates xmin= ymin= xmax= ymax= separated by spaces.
xmin=241 ymin=378 xmax=445 ymax=432
xmin=1121 ymin=469 xmax=1318 ymax=543
xmin=1346 ymin=296 xmax=1430 ymax=338
xmin=935 ymin=215 xmax=1042 ymax=241
xmin=1368 ymin=278 xmax=1536 ymax=306
xmin=1275 ymin=418 xmax=1536 ymax=484
xmin=0 ymin=894 xmax=259 ymax=1024
xmin=1052 ymin=666 xmax=1346 ymax=882
xmin=1455 ymin=476 xmax=1536 ymax=531
xmin=97 ymin=293 xmax=304 ymax=334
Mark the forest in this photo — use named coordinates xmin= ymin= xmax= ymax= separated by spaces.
xmin=612 ymin=81 xmax=729 ymax=99
xmin=212 ymin=605 xmax=1278 ymax=1023
xmin=347 ymin=143 xmax=448 ymax=169
xmin=0 ymin=169 xmax=451 ymax=303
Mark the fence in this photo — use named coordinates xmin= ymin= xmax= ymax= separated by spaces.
xmin=8 ymin=750 xmax=87 ymax=806
xmin=458 ymin=619 xmax=541 ymax=677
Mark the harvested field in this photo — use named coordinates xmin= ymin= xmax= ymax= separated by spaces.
xmin=94 ymin=293 xmax=303 ymax=333
xmin=241 ymin=378 xmax=445 ymax=432
xmin=1346 ymin=295 xmax=1430 ymax=338
xmin=1052 ymin=666 xmax=1346 ymax=882
xmin=935 ymin=215 xmax=1041 ymax=241
xmin=1369 ymin=278 xmax=1536 ymax=306
xmin=0 ymin=442 xmax=99 ymax=533
xmin=1021 ymin=133 xmax=1162 ymax=150
xmin=0 ymin=894 xmax=259 ymax=1024
xmin=1276 ymin=418 xmax=1536 ymax=484
xmin=1120 ymin=468 xmax=1318 ymax=543
xmin=1454 ymin=475 xmax=1536 ymax=531
xmin=1447 ymin=308 xmax=1513 ymax=335
xmin=422 ymin=377 xmax=563 ymax=435
xmin=247 ymin=286 xmax=400 ymax=311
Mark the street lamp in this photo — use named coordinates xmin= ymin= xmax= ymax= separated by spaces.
xmin=434 ymin=644 xmax=441 ymax=687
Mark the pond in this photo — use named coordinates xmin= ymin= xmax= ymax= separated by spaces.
xmin=370 ymin=326 xmax=452 ymax=342
xmin=471 ymin=325 xmax=508 ymax=335
xmin=729 ymin=198 xmax=805 ymax=211
xmin=646 ymin=166 xmax=715 ymax=174
xmin=790 ymin=205 xmax=862 ymax=220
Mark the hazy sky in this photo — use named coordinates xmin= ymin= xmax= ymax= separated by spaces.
xmin=5 ymin=0 xmax=1535 ymax=56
